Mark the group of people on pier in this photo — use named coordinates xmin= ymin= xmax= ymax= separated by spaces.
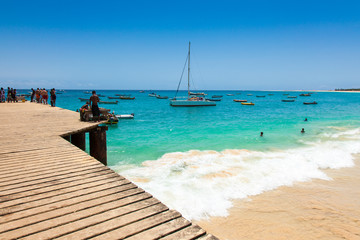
xmin=0 ymin=87 xmax=56 ymax=107
xmin=0 ymin=87 xmax=18 ymax=103
xmin=30 ymin=88 xmax=57 ymax=106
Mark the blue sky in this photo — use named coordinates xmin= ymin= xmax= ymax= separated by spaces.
xmin=0 ymin=0 xmax=359 ymax=90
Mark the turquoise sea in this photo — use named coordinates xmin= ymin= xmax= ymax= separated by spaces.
xmin=19 ymin=89 xmax=360 ymax=220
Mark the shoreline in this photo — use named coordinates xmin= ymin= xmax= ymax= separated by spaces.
xmin=195 ymin=155 xmax=360 ymax=240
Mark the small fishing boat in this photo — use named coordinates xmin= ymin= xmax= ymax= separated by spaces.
xmin=139 ymin=90 xmax=145 ymax=93
xmin=115 ymin=94 xmax=132 ymax=96
xmin=212 ymin=95 xmax=223 ymax=98
xmin=120 ymin=96 xmax=135 ymax=100
xmin=156 ymin=95 xmax=169 ymax=99
xmin=105 ymin=115 xmax=119 ymax=125
xmin=288 ymin=96 xmax=297 ymax=98
xmin=116 ymin=113 xmax=135 ymax=119
xmin=148 ymin=93 xmax=157 ymax=97
xmin=99 ymin=100 xmax=119 ymax=104
xmin=206 ymin=98 xmax=222 ymax=102
xmin=241 ymin=102 xmax=254 ymax=105
xmin=299 ymin=94 xmax=311 ymax=96
xmin=282 ymin=99 xmax=295 ymax=102
xmin=303 ymin=101 xmax=317 ymax=105
xmin=247 ymin=94 xmax=253 ymax=96
xmin=108 ymin=96 xmax=121 ymax=99
xmin=256 ymin=95 xmax=266 ymax=97
xmin=226 ymin=94 xmax=234 ymax=96
xmin=79 ymin=98 xmax=89 ymax=102
xmin=98 ymin=94 xmax=106 ymax=97
xmin=234 ymin=99 xmax=247 ymax=102
xmin=83 ymin=91 xmax=91 ymax=94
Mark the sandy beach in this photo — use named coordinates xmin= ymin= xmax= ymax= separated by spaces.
xmin=195 ymin=155 xmax=360 ymax=240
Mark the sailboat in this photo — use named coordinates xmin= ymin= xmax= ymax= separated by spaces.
xmin=170 ymin=42 xmax=216 ymax=107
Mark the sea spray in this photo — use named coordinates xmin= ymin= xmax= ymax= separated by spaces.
xmin=114 ymin=128 xmax=360 ymax=220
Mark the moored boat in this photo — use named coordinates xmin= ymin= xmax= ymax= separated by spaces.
xmin=99 ymin=100 xmax=119 ymax=104
xmin=116 ymin=113 xmax=135 ymax=119
xmin=156 ymin=95 xmax=169 ymax=99
xmin=234 ymin=99 xmax=247 ymax=102
xmin=256 ymin=95 xmax=266 ymax=97
xmin=170 ymin=42 xmax=216 ymax=107
xmin=212 ymin=95 xmax=223 ymax=98
xmin=241 ymin=102 xmax=254 ymax=105
xmin=288 ymin=96 xmax=297 ymax=98
xmin=300 ymin=94 xmax=311 ymax=96
xmin=120 ymin=96 xmax=135 ymax=100
xmin=303 ymin=101 xmax=317 ymax=105
xmin=105 ymin=115 xmax=119 ymax=125
xmin=148 ymin=93 xmax=157 ymax=97
xmin=247 ymin=94 xmax=253 ymax=96
xmin=282 ymin=99 xmax=295 ymax=102
xmin=226 ymin=94 xmax=234 ymax=96
xmin=108 ymin=96 xmax=121 ymax=99
xmin=79 ymin=98 xmax=89 ymax=102
xmin=206 ymin=98 xmax=222 ymax=102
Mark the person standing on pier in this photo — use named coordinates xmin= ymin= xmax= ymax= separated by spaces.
xmin=50 ymin=88 xmax=56 ymax=107
xmin=90 ymin=91 xmax=100 ymax=122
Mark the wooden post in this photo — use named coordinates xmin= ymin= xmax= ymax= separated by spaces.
xmin=89 ymin=126 xmax=108 ymax=166
xmin=71 ymin=132 xmax=86 ymax=151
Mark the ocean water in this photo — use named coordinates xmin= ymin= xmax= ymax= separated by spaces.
xmin=20 ymin=89 xmax=360 ymax=220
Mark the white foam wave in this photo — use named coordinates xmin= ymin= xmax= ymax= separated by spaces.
xmin=113 ymin=128 xmax=360 ymax=221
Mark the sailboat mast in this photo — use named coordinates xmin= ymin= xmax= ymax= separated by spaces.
xmin=188 ymin=41 xmax=190 ymax=98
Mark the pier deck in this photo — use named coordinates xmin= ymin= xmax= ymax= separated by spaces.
xmin=0 ymin=102 xmax=217 ymax=240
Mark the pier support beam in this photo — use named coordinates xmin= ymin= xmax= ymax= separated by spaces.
xmin=89 ymin=126 xmax=108 ymax=166
xmin=71 ymin=132 xmax=86 ymax=151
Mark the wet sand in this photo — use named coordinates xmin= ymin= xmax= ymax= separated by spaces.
xmin=195 ymin=155 xmax=360 ymax=240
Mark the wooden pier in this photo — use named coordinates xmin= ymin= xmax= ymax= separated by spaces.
xmin=0 ymin=102 xmax=217 ymax=240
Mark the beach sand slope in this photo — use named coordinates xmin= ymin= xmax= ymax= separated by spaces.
xmin=196 ymin=156 xmax=360 ymax=240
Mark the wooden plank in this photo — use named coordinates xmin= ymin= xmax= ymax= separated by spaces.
xmin=0 ymin=168 xmax=116 ymax=196
xmin=0 ymin=181 xmax=134 ymax=220
xmin=197 ymin=234 xmax=220 ymax=240
xmin=101 ymin=210 xmax=191 ymax=240
xmin=0 ymin=171 xmax=120 ymax=202
xmin=0 ymin=188 xmax=146 ymax=235
xmin=0 ymin=160 xmax=100 ymax=183
xmin=56 ymin=204 xmax=169 ymax=240
xmin=125 ymin=217 xmax=191 ymax=240
xmin=20 ymin=195 xmax=158 ymax=240
xmin=0 ymin=163 xmax=105 ymax=189
xmin=0 ymin=176 xmax=128 ymax=210
xmin=93 ymin=210 xmax=183 ymax=240
xmin=159 ymin=224 xmax=206 ymax=240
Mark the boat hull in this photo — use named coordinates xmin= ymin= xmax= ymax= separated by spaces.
xmin=170 ymin=100 xmax=216 ymax=107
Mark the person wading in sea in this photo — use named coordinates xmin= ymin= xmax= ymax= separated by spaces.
xmin=89 ymin=91 xmax=100 ymax=122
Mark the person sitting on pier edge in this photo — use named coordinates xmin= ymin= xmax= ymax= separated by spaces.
xmin=90 ymin=91 xmax=100 ymax=122
xmin=79 ymin=101 xmax=90 ymax=121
